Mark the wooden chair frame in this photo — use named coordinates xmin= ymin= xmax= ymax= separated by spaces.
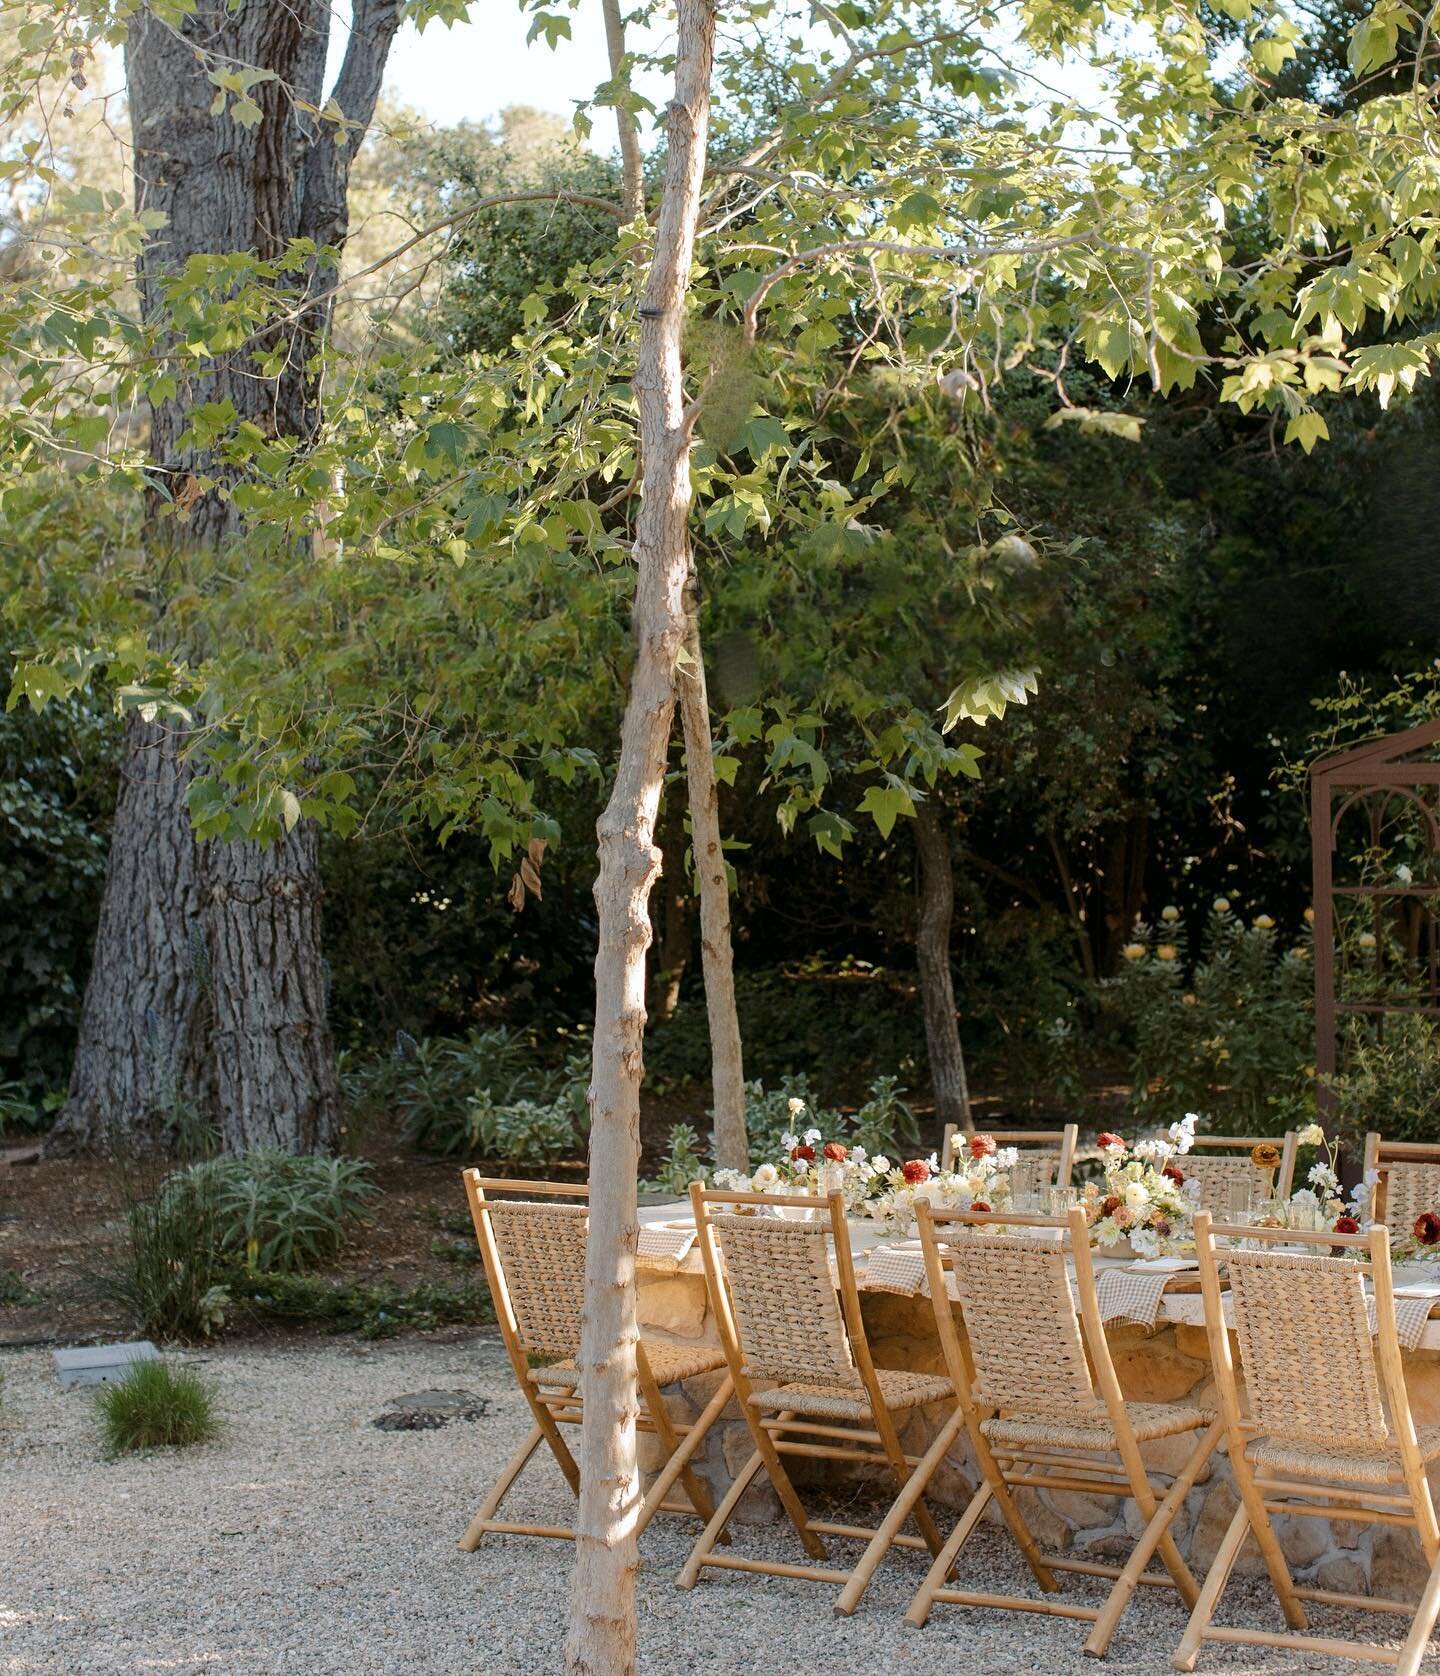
xmin=870 ymin=1204 xmax=1222 ymax=1656
xmin=1174 ymin=1211 xmax=1440 ymax=1674
xmin=676 ymin=1182 xmax=947 ymax=1609
xmin=458 ymin=1171 xmax=733 ymax=1551
xmin=939 ymin=1122 xmax=1079 ymax=1198
xmin=1181 ymin=1131 xmax=1300 ymax=1208
xmin=1363 ymin=1133 xmax=1440 ymax=1231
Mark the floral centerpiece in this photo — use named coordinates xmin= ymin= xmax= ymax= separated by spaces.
xmin=1079 ymin=1115 xmax=1198 ymax=1257
xmin=714 ymin=1098 xmax=884 ymax=1215
xmin=1248 ymin=1122 xmax=1358 ymax=1235
xmin=866 ymin=1132 xmax=1021 ymax=1234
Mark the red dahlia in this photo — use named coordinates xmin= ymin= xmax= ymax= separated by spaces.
xmin=901 ymin=1159 xmax=930 ymax=1185
xmin=790 ymin=1144 xmax=815 ymax=1163
xmin=1415 ymin=1212 xmax=1440 ymax=1246
xmin=969 ymin=1133 xmax=997 ymax=1160
xmin=1097 ymin=1132 xmax=1126 ymax=1151
xmin=822 ymin=1141 xmax=848 ymax=1162
xmin=1334 ymin=1215 xmax=1359 ymax=1234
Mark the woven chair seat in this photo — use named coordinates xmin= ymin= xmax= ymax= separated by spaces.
xmin=529 ymin=1340 xmax=728 ymax=1391
xmin=1248 ymin=1426 xmax=1440 ymax=1486
xmin=983 ymin=1400 xmax=1215 ymax=1453
xmin=751 ymin=1369 xmax=953 ymax=1422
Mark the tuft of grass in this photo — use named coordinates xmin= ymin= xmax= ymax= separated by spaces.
xmin=95 ymin=1359 xmax=218 ymax=1455
xmin=0 ymin=1267 xmax=43 ymax=1307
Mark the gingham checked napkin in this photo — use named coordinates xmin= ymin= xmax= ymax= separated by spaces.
xmin=1370 ymin=1288 xmax=1440 ymax=1351
xmin=636 ymin=1224 xmax=697 ymax=1267
xmin=860 ymin=1244 xmax=929 ymax=1296
xmin=1092 ymin=1259 xmax=1197 ymax=1333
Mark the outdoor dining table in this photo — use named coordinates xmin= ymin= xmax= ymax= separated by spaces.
xmin=630 ymin=1198 xmax=1440 ymax=1601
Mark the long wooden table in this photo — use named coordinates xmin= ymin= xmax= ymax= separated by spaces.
xmin=629 ymin=1199 xmax=1440 ymax=1595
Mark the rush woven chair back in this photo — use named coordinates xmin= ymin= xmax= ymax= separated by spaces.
xmin=938 ymin=1123 xmax=1079 ymax=1202
xmin=1172 ymin=1211 xmax=1440 ymax=1675
xmin=877 ymin=1205 xmax=1222 ymax=1656
xmin=1364 ymin=1133 xmax=1440 ymax=1235
xmin=677 ymin=1183 xmax=951 ymax=1611
xmin=1180 ymin=1132 xmax=1298 ymax=1212
xmin=457 ymin=1172 xmax=732 ymax=1554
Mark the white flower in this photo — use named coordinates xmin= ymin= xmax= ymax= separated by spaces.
xmin=714 ymin=1169 xmax=751 ymax=1192
xmin=850 ymin=1145 xmax=867 ymax=1163
xmin=995 ymin=1147 xmax=1019 ymax=1169
xmin=787 ymin=1097 xmax=805 ymax=1115
xmin=804 ymin=1126 xmax=821 ymax=1145
xmin=1308 ymin=1162 xmax=1339 ymax=1193
xmin=780 ymin=1131 xmax=798 ymax=1152
xmin=871 ymin=1156 xmax=891 ymax=1175
xmin=1131 ymin=1226 xmax=1161 ymax=1258
xmin=949 ymin=1131 xmax=965 ymax=1155
xmin=752 ymin=1163 xmax=779 ymax=1191
xmin=1397 ymin=863 xmax=1414 ymax=885
xmin=1168 ymin=1114 xmax=1199 ymax=1154
xmin=1134 ymin=1138 xmax=1165 ymax=1164
xmin=1291 ymin=1187 xmax=1319 ymax=1212
xmin=1124 ymin=1181 xmax=1152 ymax=1211
xmin=1297 ymin=1122 xmax=1326 ymax=1148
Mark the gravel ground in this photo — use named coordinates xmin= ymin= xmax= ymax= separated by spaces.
xmin=1 ymin=1334 xmax=1435 ymax=1676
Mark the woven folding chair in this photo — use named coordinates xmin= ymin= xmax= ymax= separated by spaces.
xmin=676 ymin=1183 xmax=951 ymax=1608
xmin=938 ymin=1123 xmax=1079 ymax=1202
xmin=1180 ymin=1132 xmax=1298 ymax=1213
xmin=457 ymin=1172 xmax=733 ymax=1551
xmin=872 ymin=1205 xmax=1221 ymax=1655
xmin=1364 ymin=1134 xmax=1440 ymax=1232
xmin=1173 ymin=1212 xmax=1440 ymax=1673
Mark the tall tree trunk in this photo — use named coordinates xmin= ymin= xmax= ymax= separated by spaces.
xmin=648 ymin=792 xmax=690 ymax=1024
xmin=679 ymin=601 xmax=748 ymax=1170
xmin=59 ymin=0 xmax=398 ymax=1154
xmin=49 ymin=715 xmax=211 ymax=1151
xmin=914 ymin=800 xmax=971 ymax=1136
xmin=207 ymin=822 xmax=339 ymax=1152
xmin=565 ymin=5 xmax=713 ymax=1671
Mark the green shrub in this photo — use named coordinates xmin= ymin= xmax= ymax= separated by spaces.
xmin=119 ymin=1150 xmax=376 ymax=1339
xmin=120 ymin=1170 xmax=232 ymax=1341
xmin=1104 ymin=902 xmax=1314 ymax=1133
xmin=645 ymin=1122 xmax=711 ymax=1195
xmin=95 ymin=1359 xmax=218 ymax=1454
xmin=0 ymin=1267 xmax=42 ymax=1307
xmin=171 ymin=1150 xmax=376 ymax=1273
xmin=228 ymin=1269 xmax=493 ymax=1339
xmin=1327 ymin=1015 xmax=1440 ymax=1145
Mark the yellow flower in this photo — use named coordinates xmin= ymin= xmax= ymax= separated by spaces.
xmin=1290 ymin=946 xmax=1309 ymax=961
xmin=1182 ymin=993 xmax=1198 ymax=1006
xmin=1161 ymin=905 xmax=1180 ymax=922
xmin=1250 ymin=1142 xmax=1282 ymax=1172
xmin=1358 ymin=932 xmax=1377 ymax=950
xmin=1156 ymin=944 xmax=1178 ymax=962
xmin=1253 ymin=914 xmax=1274 ymax=929
xmin=1304 ymin=906 xmax=1315 ymax=925
xmin=1122 ymin=943 xmax=1146 ymax=961
xmin=1213 ymin=897 xmax=1230 ymax=913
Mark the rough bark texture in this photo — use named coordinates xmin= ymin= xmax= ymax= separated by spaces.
xmin=50 ymin=716 xmax=212 ymax=1150
xmin=679 ymin=602 xmax=748 ymax=1171
xmin=601 ymin=0 xmax=646 ymax=222
xmin=914 ymin=800 xmax=972 ymax=1135
xmin=207 ymin=822 xmax=339 ymax=1152
xmin=57 ymin=0 xmax=397 ymax=1154
xmin=565 ymin=6 xmax=714 ymax=1671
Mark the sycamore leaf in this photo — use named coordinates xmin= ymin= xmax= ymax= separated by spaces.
xmin=1284 ymin=412 xmax=1329 ymax=453
xmin=857 ymin=781 xmax=916 ymax=838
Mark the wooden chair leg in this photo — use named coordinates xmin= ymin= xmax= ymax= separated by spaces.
xmin=458 ymin=1423 xmax=546 ymax=1551
xmin=635 ymin=1359 xmax=724 ymax=1531
xmin=975 ymin=1432 xmax=1060 ymax=1593
xmin=675 ymin=1446 xmax=767 ymax=1589
xmin=1113 ymin=1428 xmax=1201 ymax=1611
xmin=835 ymin=1406 xmax=967 ymax=1618
xmin=1085 ymin=1420 xmax=1223 ymax=1657
xmin=1396 ymin=1548 xmax=1440 ymax=1676
xmin=1171 ymin=1501 xmax=1249 ymax=1672
xmin=870 ymin=1400 xmax=945 ymax=1558
xmin=637 ymin=1371 xmax=734 ymax=1534
xmin=1227 ymin=1451 xmax=1307 ymax=1631
xmin=529 ymin=1387 xmax=583 ymax=1497
xmin=730 ymin=1406 xmax=828 ymax=1561
xmin=904 ymin=1481 xmax=994 ymax=1628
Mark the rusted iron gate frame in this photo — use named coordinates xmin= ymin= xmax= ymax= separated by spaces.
xmin=1310 ymin=718 xmax=1440 ymax=1116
